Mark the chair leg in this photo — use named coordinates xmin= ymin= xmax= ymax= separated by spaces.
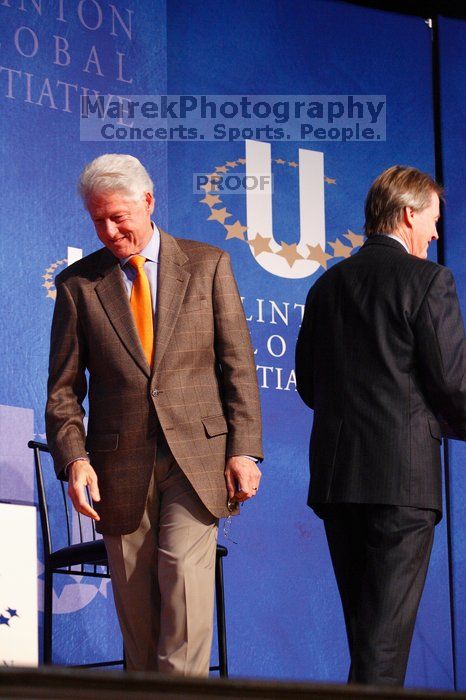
xmin=43 ymin=568 xmax=53 ymax=664
xmin=215 ymin=554 xmax=228 ymax=678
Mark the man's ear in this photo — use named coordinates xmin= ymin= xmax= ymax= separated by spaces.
xmin=145 ymin=191 xmax=155 ymax=214
xmin=404 ymin=205 xmax=415 ymax=230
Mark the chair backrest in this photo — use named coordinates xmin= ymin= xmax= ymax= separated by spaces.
xmin=27 ymin=441 xmax=101 ymax=561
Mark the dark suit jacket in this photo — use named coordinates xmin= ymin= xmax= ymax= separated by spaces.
xmin=296 ymin=235 xmax=466 ymax=517
xmin=46 ymin=229 xmax=263 ymax=535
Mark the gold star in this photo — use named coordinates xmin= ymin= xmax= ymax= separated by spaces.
xmin=288 ymin=161 xmax=299 ymax=168
xmin=237 ymin=158 xmax=246 ymax=164
xmin=47 ymin=290 xmax=56 ymax=300
xmin=216 ymin=165 xmax=228 ymax=173
xmin=275 ymin=158 xmax=286 ymax=165
xmin=200 ymin=193 xmax=221 ymax=207
xmin=276 ymin=241 xmax=303 ymax=267
xmin=307 ymin=244 xmax=332 ymax=270
xmin=46 ymin=266 xmax=54 ymax=273
xmin=249 ymin=234 xmax=273 ymax=255
xmin=208 ymin=207 xmax=232 ymax=224
xmin=324 ymin=176 xmax=337 ymax=184
xmin=43 ymin=281 xmax=53 ymax=289
xmin=225 ymin=220 xmax=247 ymax=241
xmin=226 ymin=161 xmax=238 ymax=168
xmin=329 ymin=239 xmax=353 ymax=259
xmin=42 ymin=273 xmax=52 ymax=280
xmin=344 ymin=230 xmax=365 ymax=248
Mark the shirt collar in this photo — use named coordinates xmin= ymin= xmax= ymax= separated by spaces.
xmin=384 ymin=233 xmax=409 ymax=254
xmin=120 ymin=222 xmax=160 ymax=267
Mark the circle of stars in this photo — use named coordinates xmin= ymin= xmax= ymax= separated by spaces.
xmin=200 ymin=158 xmax=365 ymax=269
xmin=42 ymin=259 xmax=67 ymax=300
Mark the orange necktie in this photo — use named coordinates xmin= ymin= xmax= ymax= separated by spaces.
xmin=128 ymin=255 xmax=154 ymax=367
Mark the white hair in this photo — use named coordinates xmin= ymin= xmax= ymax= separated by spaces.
xmin=78 ymin=154 xmax=154 ymax=204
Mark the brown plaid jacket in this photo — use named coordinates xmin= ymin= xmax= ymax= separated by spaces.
xmin=45 ymin=229 xmax=263 ymax=535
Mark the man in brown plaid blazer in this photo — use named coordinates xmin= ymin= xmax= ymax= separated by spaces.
xmin=46 ymin=154 xmax=263 ymax=675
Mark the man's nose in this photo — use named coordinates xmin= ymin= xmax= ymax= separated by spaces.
xmin=103 ymin=219 xmax=119 ymax=236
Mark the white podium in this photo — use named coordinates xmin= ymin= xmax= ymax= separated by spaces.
xmin=0 ymin=502 xmax=38 ymax=666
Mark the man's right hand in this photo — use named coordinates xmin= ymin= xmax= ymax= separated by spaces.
xmin=67 ymin=459 xmax=101 ymax=521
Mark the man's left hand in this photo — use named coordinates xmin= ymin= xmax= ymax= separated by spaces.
xmin=225 ymin=456 xmax=262 ymax=504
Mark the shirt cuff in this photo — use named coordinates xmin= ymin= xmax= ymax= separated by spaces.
xmin=64 ymin=456 xmax=89 ymax=476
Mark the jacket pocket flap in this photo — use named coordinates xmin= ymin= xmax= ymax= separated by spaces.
xmin=202 ymin=415 xmax=228 ymax=437
xmin=86 ymin=432 xmax=119 ymax=452
xmin=428 ymin=419 xmax=442 ymax=441
xmin=180 ymin=297 xmax=208 ymax=314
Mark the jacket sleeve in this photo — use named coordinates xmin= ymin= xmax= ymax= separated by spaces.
xmin=45 ymin=278 xmax=89 ymax=478
xmin=212 ymin=252 xmax=263 ymax=460
xmin=295 ymin=284 xmax=316 ymax=409
xmin=414 ymin=266 xmax=466 ymax=440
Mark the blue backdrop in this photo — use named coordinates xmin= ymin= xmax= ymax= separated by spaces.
xmin=438 ymin=14 xmax=466 ymax=691
xmin=0 ymin=0 xmax=464 ymax=689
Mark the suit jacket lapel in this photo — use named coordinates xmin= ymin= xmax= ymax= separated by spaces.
xmin=153 ymin=229 xmax=190 ymax=376
xmin=94 ymin=249 xmax=151 ymax=377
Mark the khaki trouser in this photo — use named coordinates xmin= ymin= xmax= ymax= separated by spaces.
xmin=104 ymin=437 xmax=218 ymax=676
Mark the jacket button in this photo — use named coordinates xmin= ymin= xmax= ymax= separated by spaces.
xmin=151 ymin=389 xmax=159 ymax=397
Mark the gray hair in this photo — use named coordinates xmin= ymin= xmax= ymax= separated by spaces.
xmin=78 ymin=154 xmax=154 ymax=204
xmin=364 ymin=165 xmax=443 ymax=237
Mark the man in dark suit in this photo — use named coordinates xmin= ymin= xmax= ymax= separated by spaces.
xmin=46 ymin=154 xmax=263 ymax=675
xmin=296 ymin=165 xmax=466 ymax=686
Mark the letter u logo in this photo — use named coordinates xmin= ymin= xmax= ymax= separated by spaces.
xmin=245 ymin=140 xmax=326 ymax=278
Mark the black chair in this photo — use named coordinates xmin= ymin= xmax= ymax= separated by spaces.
xmin=28 ymin=440 xmax=229 ymax=677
